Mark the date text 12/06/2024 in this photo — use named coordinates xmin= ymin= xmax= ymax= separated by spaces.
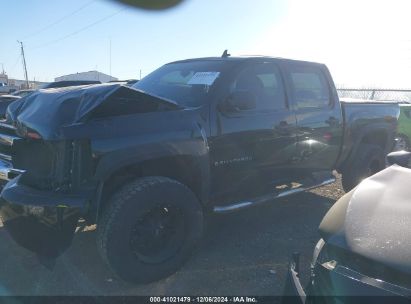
xmin=149 ymin=297 xmax=258 ymax=303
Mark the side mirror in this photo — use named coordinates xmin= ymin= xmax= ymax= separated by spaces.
xmin=386 ymin=150 xmax=411 ymax=167
xmin=112 ymin=0 xmax=184 ymax=10
xmin=221 ymin=91 xmax=256 ymax=112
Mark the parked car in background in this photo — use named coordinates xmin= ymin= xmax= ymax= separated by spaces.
xmin=126 ymin=79 xmax=138 ymax=86
xmin=287 ymin=150 xmax=411 ymax=302
xmin=41 ymin=80 xmax=101 ymax=89
xmin=108 ymin=79 xmax=138 ymax=85
xmin=0 ymin=83 xmax=13 ymax=94
xmin=0 ymin=56 xmax=399 ymax=283
xmin=394 ymin=103 xmax=411 ymax=151
xmin=11 ymin=89 xmax=35 ymax=98
xmin=0 ymin=94 xmax=20 ymax=119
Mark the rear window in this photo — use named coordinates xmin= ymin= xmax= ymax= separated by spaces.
xmin=288 ymin=67 xmax=331 ymax=109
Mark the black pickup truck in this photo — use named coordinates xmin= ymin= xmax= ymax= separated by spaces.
xmin=0 ymin=56 xmax=399 ymax=283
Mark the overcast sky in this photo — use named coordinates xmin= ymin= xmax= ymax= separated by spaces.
xmin=1 ymin=0 xmax=411 ymax=88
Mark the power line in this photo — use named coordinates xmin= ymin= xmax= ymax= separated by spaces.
xmin=30 ymin=8 xmax=126 ymax=51
xmin=7 ymin=55 xmax=21 ymax=75
xmin=21 ymin=0 xmax=97 ymax=40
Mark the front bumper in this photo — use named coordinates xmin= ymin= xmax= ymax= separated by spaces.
xmin=0 ymin=124 xmax=94 ymax=257
xmin=0 ymin=166 xmax=90 ymax=257
xmin=1 ymin=175 xmax=89 ymax=208
xmin=286 ymin=253 xmax=411 ymax=304
xmin=0 ymin=159 xmax=24 ymax=183
xmin=284 ymin=253 xmax=306 ymax=303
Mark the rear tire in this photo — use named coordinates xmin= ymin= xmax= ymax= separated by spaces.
xmin=341 ymin=144 xmax=385 ymax=192
xmin=394 ymin=134 xmax=410 ymax=151
xmin=96 ymin=176 xmax=204 ymax=283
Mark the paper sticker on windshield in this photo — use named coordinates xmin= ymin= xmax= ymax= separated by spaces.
xmin=187 ymin=72 xmax=220 ymax=86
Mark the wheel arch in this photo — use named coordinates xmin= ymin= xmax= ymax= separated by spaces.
xmin=394 ymin=133 xmax=411 ymax=151
xmin=89 ymin=153 xmax=209 ymax=224
xmin=338 ymin=125 xmax=394 ymax=173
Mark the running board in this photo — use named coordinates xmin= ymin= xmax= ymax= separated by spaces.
xmin=213 ymin=177 xmax=336 ymax=214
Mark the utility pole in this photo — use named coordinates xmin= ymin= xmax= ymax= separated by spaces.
xmin=17 ymin=41 xmax=29 ymax=89
xmin=109 ymin=37 xmax=112 ymax=77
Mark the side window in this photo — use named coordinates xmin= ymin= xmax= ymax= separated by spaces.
xmin=232 ymin=63 xmax=286 ymax=111
xmin=288 ymin=67 xmax=331 ymax=109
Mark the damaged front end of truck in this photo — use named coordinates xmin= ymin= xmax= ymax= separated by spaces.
xmin=0 ymin=83 xmax=181 ymax=258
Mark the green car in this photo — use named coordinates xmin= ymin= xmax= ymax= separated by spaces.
xmin=395 ymin=103 xmax=411 ymax=150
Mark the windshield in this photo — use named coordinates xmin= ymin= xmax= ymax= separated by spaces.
xmin=133 ymin=61 xmax=230 ymax=107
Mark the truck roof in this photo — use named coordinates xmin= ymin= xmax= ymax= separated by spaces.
xmin=340 ymin=97 xmax=403 ymax=104
xmin=168 ymin=56 xmax=326 ymax=67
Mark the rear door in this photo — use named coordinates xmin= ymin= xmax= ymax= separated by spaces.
xmin=282 ymin=62 xmax=343 ymax=172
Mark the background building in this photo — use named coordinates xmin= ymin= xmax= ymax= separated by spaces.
xmin=0 ymin=71 xmax=8 ymax=85
xmin=55 ymin=71 xmax=118 ymax=83
xmin=8 ymin=78 xmax=48 ymax=90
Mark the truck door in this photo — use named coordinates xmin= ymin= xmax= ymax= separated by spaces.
xmin=282 ymin=62 xmax=343 ymax=172
xmin=210 ymin=62 xmax=298 ymax=201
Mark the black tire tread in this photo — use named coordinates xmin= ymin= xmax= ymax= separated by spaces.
xmin=396 ymin=134 xmax=410 ymax=151
xmin=96 ymin=176 xmax=201 ymax=282
xmin=341 ymin=144 xmax=384 ymax=192
xmin=97 ymin=176 xmax=181 ymax=266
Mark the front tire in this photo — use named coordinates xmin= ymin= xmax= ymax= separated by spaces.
xmin=341 ymin=144 xmax=385 ymax=192
xmin=96 ymin=176 xmax=204 ymax=283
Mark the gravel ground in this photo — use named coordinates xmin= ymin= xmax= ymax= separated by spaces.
xmin=0 ymin=176 xmax=345 ymax=296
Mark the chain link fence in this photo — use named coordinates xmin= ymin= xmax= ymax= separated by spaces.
xmin=337 ymin=88 xmax=411 ymax=102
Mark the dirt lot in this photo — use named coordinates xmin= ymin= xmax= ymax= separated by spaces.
xmin=0 ymin=177 xmax=345 ymax=296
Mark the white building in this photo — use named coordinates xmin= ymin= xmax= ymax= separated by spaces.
xmin=55 ymin=71 xmax=118 ymax=83
xmin=7 ymin=78 xmax=47 ymax=90
xmin=0 ymin=72 xmax=8 ymax=85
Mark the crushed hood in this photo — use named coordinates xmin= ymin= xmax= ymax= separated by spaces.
xmin=320 ymin=165 xmax=411 ymax=274
xmin=7 ymin=83 xmax=180 ymax=140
